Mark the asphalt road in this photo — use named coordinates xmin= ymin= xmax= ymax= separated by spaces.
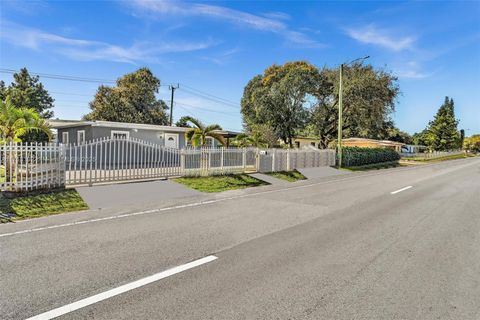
xmin=1 ymin=158 xmax=479 ymax=320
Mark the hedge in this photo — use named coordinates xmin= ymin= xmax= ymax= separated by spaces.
xmin=341 ymin=147 xmax=400 ymax=167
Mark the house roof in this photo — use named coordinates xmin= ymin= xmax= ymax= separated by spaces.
xmin=48 ymin=119 xmax=240 ymax=136
xmin=342 ymin=137 xmax=405 ymax=147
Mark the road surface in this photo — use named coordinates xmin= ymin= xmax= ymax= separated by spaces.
xmin=1 ymin=157 xmax=479 ymax=319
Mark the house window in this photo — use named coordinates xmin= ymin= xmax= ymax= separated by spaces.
xmin=206 ymin=137 xmax=214 ymax=147
xmin=62 ymin=132 xmax=69 ymax=144
xmin=77 ymin=130 xmax=85 ymax=144
xmin=310 ymin=142 xmax=316 ymax=147
xmin=295 ymin=141 xmax=300 ymax=148
xmin=111 ymin=130 xmax=130 ymax=140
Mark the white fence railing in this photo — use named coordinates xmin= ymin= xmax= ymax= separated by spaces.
xmin=400 ymin=150 xmax=465 ymax=160
xmin=0 ymin=138 xmax=336 ymax=191
xmin=0 ymin=142 xmax=65 ymax=192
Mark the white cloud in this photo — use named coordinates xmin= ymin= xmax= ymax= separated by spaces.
xmin=346 ymin=25 xmax=415 ymax=51
xmin=130 ymin=0 xmax=323 ymax=48
xmin=395 ymin=61 xmax=432 ymax=79
xmin=0 ymin=20 xmax=215 ymax=64
xmin=201 ymin=47 xmax=240 ymax=65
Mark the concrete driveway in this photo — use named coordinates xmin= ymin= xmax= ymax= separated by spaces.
xmin=76 ymin=179 xmax=201 ymax=210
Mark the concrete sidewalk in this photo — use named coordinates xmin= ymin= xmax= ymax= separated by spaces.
xmin=77 ymin=179 xmax=201 ymax=210
xmin=248 ymin=173 xmax=289 ymax=185
xmin=297 ymin=166 xmax=349 ymax=179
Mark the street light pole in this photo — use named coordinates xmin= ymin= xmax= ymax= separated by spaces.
xmin=336 ymin=55 xmax=369 ymax=168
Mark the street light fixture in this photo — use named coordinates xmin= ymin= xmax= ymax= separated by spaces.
xmin=337 ymin=55 xmax=370 ymax=168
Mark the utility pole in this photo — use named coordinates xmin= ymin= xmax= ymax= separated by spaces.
xmin=169 ymin=84 xmax=179 ymax=126
xmin=337 ymin=55 xmax=369 ymax=168
xmin=337 ymin=64 xmax=344 ymax=168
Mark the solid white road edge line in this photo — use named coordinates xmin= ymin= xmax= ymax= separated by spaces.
xmin=25 ymin=255 xmax=218 ymax=320
xmin=390 ymin=186 xmax=413 ymax=195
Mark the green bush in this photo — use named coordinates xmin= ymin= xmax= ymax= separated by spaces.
xmin=342 ymin=147 xmax=400 ymax=167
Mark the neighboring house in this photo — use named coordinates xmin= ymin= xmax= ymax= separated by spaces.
xmin=292 ymin=137 xmax=320 ymax=149
xmin=342 ymin=138 xmax=404 ymax=152
xmin=401 ymin=144 xmax=427 ymax=153
xmin=48 ymin=120 xmax=239 ymax=148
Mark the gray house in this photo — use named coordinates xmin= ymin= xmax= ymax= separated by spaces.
xmin=49 ymin=120 xmax=239 ymax=148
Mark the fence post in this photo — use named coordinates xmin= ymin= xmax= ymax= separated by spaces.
xmin=221 ymin=147 xmax=224 ymax=172
xmin=180 ymin=148 xmax=185 ymax=175
xmin=242 ymin=147 xmax=246 ymax=172
xmin=272 ymin=150 xmax=275 ymax=172
xmin=286 ymin=149 xmax=290 ymax=171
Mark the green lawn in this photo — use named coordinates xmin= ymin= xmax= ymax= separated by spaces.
xmin=342 ymin=161 xmax=401 ymax=171
xmin=265 ymin=170 xmax=307 ymax=182
xmin=174 ymin=174 xmax=269 ymax=192
xmin=0 ymin=189 xmax=88 ymax=222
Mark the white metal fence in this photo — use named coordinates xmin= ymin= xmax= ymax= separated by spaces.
xmin=0 ymin=142 xmax=65 ymax=192
xmin=400 ymin=150 xmax=465 ymax=160
xmin=0 ymin=138 xmax=336 ymax=191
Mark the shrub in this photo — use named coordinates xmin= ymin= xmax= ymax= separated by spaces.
xmin=341 ymin=147 xmax=400 ymax=167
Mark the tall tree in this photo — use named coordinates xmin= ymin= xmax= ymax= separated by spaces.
xmin=84 ymin=68 xmax=169 ymax=125
xmin=0 ymin=68 xmax=55 ymax=142
xmin=311 ymin=64 xmax=399 ymax=148
xmin=423 ymin=97 xmax=461 ymax=150
xmin=241 ymin=61 xmax=321 ymax=147
xmin=0 ymin=68 xmax=55 ymax=118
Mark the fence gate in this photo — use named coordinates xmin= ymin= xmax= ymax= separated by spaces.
xmin=64 ymin=137 xmax=182 ymax=186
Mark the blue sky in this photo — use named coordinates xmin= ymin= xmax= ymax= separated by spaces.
xmin=1 ymin=0 xmax=479 ymax=134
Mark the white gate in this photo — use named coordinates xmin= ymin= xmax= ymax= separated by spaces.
xmin=64 ymin=137 xmax=182 ymax=185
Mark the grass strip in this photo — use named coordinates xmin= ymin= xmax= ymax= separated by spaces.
xmin=264 ymin=170 xmax=307 ymax=182
xmin=0 ymin=189 xmax=88 ymax=222
xmin=174 ymin=174 xmax=269 ymax=193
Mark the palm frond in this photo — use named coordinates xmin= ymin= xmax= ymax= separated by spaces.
xmin=205 ymin=124 xmax=222 ymax=133
xmin=207 ymin=132 xmax=226 ymax=146
xmin=182 ymin=116 xmax=204 ymax=130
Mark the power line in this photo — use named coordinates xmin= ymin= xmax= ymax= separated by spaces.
xmin=0 ymin=68 xmax=117 ymax=84
xmin=180 ymin=83 xmax=240 ymax=106
xmin=175 ymin=103 xmax=238 ymax=118
xmin=50 ymin=91 xmax=94 ymax=97
xmin=1 ymin=68 xmax=172 ymax=87
xmin=179 ymin=86 xmax=240 ymax=109
xmin=165 ymin=100 xmax=238 ymax=116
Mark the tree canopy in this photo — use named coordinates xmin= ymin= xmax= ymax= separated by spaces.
xmin=84 ymin=68 xmax=169 ymax=125
xmin=463 ymin=135 xmax=480 ymax=152
xmin=241 ymin=61 xmax=321 ymax=147
xmin=421 ymin=97 xmax=461 ymax=150
xmin=0 ymin=68 xmax=55 ymax=119
xmin=311 ymin=64 xmax=399 ymax=148
xmin=0 ymin=68 xmax=54 ymax=142
xmin=240 ymin=61 xmax=400 ymax=148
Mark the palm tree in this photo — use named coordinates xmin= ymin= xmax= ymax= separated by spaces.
xmin=183 ymin=116 xmax=225 ymax=147
xmin=0 ymin=96 xmax=52 ymax=143
xmin=0 ymin=96 xmax=52 ymax=183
